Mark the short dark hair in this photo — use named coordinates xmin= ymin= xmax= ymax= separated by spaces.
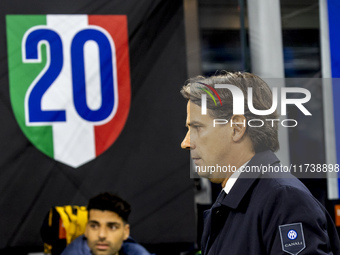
xmin=180 ymin=71 xmax=279 ymax=152
xmin=87 ymin=193 xmax=131 ymax=223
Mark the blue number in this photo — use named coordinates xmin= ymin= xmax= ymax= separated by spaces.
xmin=25 ymin=27 xmax=115 ymax=123
xmin=25 ymin=29 xmax=66 ymax=122
xmin=71 ymin=29 xmax=114 ymax=122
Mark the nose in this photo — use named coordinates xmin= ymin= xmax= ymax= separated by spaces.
xmin=181 ymin=130 xmax=191 ymax=150
xmin=98 ymin=227 xmax=107 ymax=240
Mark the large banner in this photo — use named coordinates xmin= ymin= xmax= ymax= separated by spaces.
xmin=0 ymin=0 xmax=195 ymax=251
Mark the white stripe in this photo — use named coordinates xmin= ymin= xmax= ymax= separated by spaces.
xmin=45 ymin=15 xmax=95 ymax=168
xmin=201 ymin=94 xmax=207 ymax=115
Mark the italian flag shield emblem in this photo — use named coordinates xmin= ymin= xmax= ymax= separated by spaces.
xmin=6 ymin=15 xmax=131 ymax=167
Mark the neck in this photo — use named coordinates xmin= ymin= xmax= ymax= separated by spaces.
xmin=221 ymin=151 xmax=255 ymax=188
xmin=221 ymin=178 xmax=229 ymax=188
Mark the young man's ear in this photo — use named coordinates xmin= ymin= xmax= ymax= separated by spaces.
xmin=84 ymin=223 xmax=89 ymax=238
xmin=84 ymin=210 xmax=91 ymax=238
xmin=123 ymin=224 xmax=130 ymax=240
xmin=230 ymin=115 xmax=247 ymax=142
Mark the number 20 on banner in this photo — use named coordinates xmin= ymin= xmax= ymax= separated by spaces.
xmin=7 ymin=15 xmax=131 ymax=167
xmin=23 ymin=26 xmax=117 ymax=125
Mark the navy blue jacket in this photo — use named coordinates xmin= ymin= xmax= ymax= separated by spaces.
xmin=61 ymin=235 xmax=152 ymax=255
xmin=201 ymin=150 xmax=340 ymax=255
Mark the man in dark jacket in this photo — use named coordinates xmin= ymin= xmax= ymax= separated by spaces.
xmin=61 ymin=193 xmax=151 ymax=255
xmin=180 ymin=71 xmax=340 ymax=254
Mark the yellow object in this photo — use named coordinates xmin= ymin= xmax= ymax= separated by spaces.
xmin=55 ymin=205 xmax=88 ymax=245
xmin=44 ymin=243 xmax=52 ymax=254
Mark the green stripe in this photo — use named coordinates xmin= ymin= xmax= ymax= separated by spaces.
xmin=199 ymin=88 xmax=217 ymax=106
xmin=6 ymin=15 xmax=54 ymax=158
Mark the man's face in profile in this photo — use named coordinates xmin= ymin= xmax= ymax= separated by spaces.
xmin=85 ymin=209 xmax=130 ymax=255
xmin=181 ymin=100 xmax=234 ymax=181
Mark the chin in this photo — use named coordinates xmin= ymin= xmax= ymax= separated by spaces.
xmin=196 ymin=170 xmax=210 ymax=179
xmin=209 ymin=177 xmax=226 ymax=184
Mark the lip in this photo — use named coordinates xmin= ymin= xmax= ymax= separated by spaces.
xmin=192 ymin=158 xmax=201 ymax=164
xmin=96 ymin=243 xmax=109 ymax=250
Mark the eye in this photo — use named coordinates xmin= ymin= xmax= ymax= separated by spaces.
xmin=192 ymin=125 xmax=201 ymax=131
xmin=108 ymin=224 xmax=119 ymax=230
xmin=89 ymin=223 xmax=99 ymax=229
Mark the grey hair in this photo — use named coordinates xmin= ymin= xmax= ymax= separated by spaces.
xmin=180 ymin=71 xmax=279 ymax=152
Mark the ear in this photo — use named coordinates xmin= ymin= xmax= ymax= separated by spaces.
xmin=123 ymin=224 xmax=130 ymax=240
xmin=230 ymin=115 xmax=247 ymax=142
xmin=84 ymin=223 xmax=89 ymax=238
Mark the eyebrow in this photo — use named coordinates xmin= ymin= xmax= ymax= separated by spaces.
xmin=88 ymin=220 xmax=99 ymax=224
xmin=107 ymin=222 xmax=121 ymax=227
xmin=186 ymin=121 xmax=204 ymax=127
xmin=88 ymin=220 xmax=121 ymax=226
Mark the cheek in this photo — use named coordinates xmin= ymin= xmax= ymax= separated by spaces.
xmin=85 ymin=231 xmax=96 ymax=243
xmin=204 ymin=133 xmax=225 ymax=150
xmin=108 ymin=230 xmax=125 ymax=244
xmin=209 ymin=135 xmax=231 ymax=157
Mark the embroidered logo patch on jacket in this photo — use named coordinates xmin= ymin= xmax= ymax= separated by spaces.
xmin=279 ymin=223 xmax=306 ymax=255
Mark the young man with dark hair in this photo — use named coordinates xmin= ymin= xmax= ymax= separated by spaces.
xmin=181 ymin=71 xmax=340 ymax=254
xmin=61 ymin=193 xmax=151 ymax=255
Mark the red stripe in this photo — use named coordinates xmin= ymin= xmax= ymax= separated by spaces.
xmin=197 ymin=82 xmax=223 ymax=106
xmin=89 ymin=15 xmax=131 ymax=156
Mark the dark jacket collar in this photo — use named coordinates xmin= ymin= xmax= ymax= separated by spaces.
xmin=216 ymin=150 xmax=280 ymax=209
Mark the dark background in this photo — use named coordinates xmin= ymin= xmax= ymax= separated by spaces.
xmin=0 ymin=0 xmax=196 ymax=253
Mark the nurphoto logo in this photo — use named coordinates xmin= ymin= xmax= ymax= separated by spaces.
xmin=199 ymin=83 xmax=311 ymax=128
